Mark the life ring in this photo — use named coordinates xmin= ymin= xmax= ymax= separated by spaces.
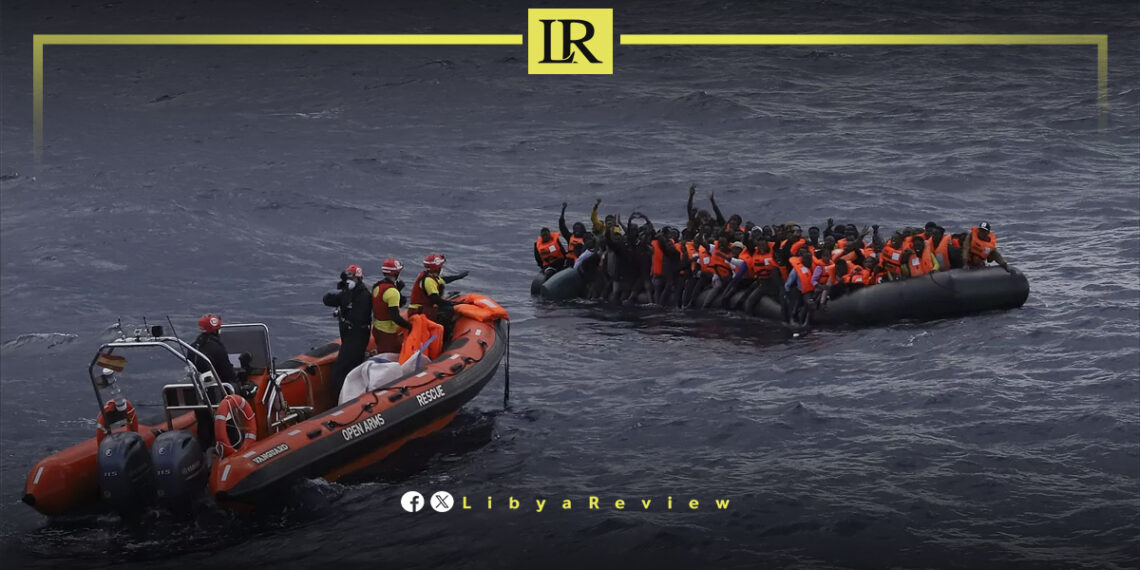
xmin=95 ymin=399 xmax=138 ymax=445
xmin=213 ymin=394 xmax=257 ymax=457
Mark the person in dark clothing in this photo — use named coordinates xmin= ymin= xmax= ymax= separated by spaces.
xmin=190 ymin=313 xmax=237 ymax=449
xmin=322 ymin=264 xmax=373 ymax=401
xmin=191 ymin=314 xmax=236 ymax=384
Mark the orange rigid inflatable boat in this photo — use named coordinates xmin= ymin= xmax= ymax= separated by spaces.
xmin=23 ymin=293 xmax=510 ymax=516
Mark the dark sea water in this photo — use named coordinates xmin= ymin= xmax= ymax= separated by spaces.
xmin=1 ymin=0 xmax=1138 ymax=568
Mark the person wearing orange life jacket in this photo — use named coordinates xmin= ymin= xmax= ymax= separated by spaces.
xmin=371 ymin=258 xmax=413 ymax=355
xmin=558 ymin=202 xmax=587 ymax=265
xmin=827 ymin=259 xmax=854 ymax=300
xmin=534 ymin=227 xmax=567 ymax=273
xmin=963 ymin=221 xmax=1011 ymax=272
xmin=650 ymin=228 xmax=681 ymax=305
xmin=811 ymin=247 xmax=838 ymax=307
xmin=901 ymin=234 xmax=938 ymax=278
xmin=783 ymin=247 xmax=822 ymax=325
xmin=926 ymin=225 xmax=953 ymax=271
xmin=408 ymin=253 xmax=469 ymax=323
xmin=747 ymin=238 xmax=782 ymax=300
xmin=878 ymin=233 xmax=906 ymax=281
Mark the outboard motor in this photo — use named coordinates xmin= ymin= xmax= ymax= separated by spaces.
xmin=151 ymin=430 xmax=207 ymax=512
xmin=97 ymin=431 xmax=156 ymax=516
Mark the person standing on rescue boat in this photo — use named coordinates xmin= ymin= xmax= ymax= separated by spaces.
xmin=409 ymin=253 xmax=469 ymax=322
xmin=190 ymin=314 xmax=236 ymax=386
xmin=962 ymin=221 xmax=1011 ymax=272
xmin=323 ymin=264 xmax=373 ymax=399
xmin=190 ymin=314 xmax=237 ymax=449
xmin=371 ymin=259 xmax=413 ymax=355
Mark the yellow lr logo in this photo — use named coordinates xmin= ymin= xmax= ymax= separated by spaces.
xmin=528 ymin=9 xmax=613 ymax=74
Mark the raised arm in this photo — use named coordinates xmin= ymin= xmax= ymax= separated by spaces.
xmin=559 ymin=202 xmax=572 ymax=238
xmin=709 ymin=192 xmax=726 ymax=226
xmin=591 ymin=198 xmax=604 ymax=233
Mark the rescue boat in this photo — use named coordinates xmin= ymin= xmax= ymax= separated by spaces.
xmin=22 ymin=293 xmax=510 ymax=517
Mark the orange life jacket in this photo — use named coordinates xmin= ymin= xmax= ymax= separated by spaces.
xmin=710 ymin=248 xmax=733 ymax=278
xmin=844 ymin=267 xmax=869 ymax=285
xmin=880 ymin=243 xmax=904 ymax=275
xmin=907 ymin=250 xmax=933 ymax=277
xmin=968 ymin=227 xmax=997 ymax=266
xmin=536 ymin=232 xmax=565 ymax=268
xmin=785 ymin=238 xmax=806 ymax=255
xmin=736 ymin=250 xmax=753 ymax=278
xmin=566 ymin=234 xmax=584 ymax=264
xmin=750 ymin=250 xmax=776 ymax=280
xmin=931 ymin=235 xmax=951 ymax=270
xmin=788 ymin=257 xmax=815 ymax=293
xmin=684 ymin=242 xmax=699 ymax=272
xmin=818 ymin=262 xmax=835 ymax=285
xmin=409 ymin=271 xmax=444 ymax=319
xmin=398 ymin=314 xmax=444 ymax=364
xmin=651 ymin=241 xmax=665 ymax=276
xmin=698 ymin=245 xmax=714 ymax=275
xmin=371 ymin=280 xmax=399 ymax=330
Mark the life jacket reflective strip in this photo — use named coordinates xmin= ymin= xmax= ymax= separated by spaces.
xmin=371 ymin=281 xmax=398 ymax=331
xmin=968 ymin=227 xmax=997 ymax=265
xmin=931 ymin=235 xmax=950 ymax=269
xmin=536 ymin=232 xmax=565 ymax=267
xmin=789 ymin=258 xmax=815 ymax=293
xmin=651 ymin=241 xmax=665 ymax=276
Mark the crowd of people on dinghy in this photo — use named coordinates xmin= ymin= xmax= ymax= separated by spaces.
xmin=533 ymin=185 xmax=1012 ymax=323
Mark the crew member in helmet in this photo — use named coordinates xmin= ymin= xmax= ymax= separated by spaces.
xmin=408 ymin=253 xmax=469 ymax=322
xmin=191 ymin=314 xmax=236 ymax=385
xmin=191 ymin=314 xmax=237 ymax=448
xmin=371 ymin=258 xmax=413 ymax=355
xmin=322 ymin=264 xmax=373 ymax=398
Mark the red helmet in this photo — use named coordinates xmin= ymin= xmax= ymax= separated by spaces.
xmin=345 ymin=264 xmax=364 ymax=279
xmin=423 ymin=253 xmax=445 ymax=270
xmin=198 ymin=314 xmax=222 ymax=333
xmin=381 ymin=258 xmax=403 ymax=276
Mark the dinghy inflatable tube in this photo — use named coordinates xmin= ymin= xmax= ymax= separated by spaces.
xmin=535 ymin=266 xmax=1029 ymax=326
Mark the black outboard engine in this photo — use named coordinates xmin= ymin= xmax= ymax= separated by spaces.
xmin=151 ymin=430 xmax=208 ymax=512
xmin=97 ymin=431 xmax=156 ymax=516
